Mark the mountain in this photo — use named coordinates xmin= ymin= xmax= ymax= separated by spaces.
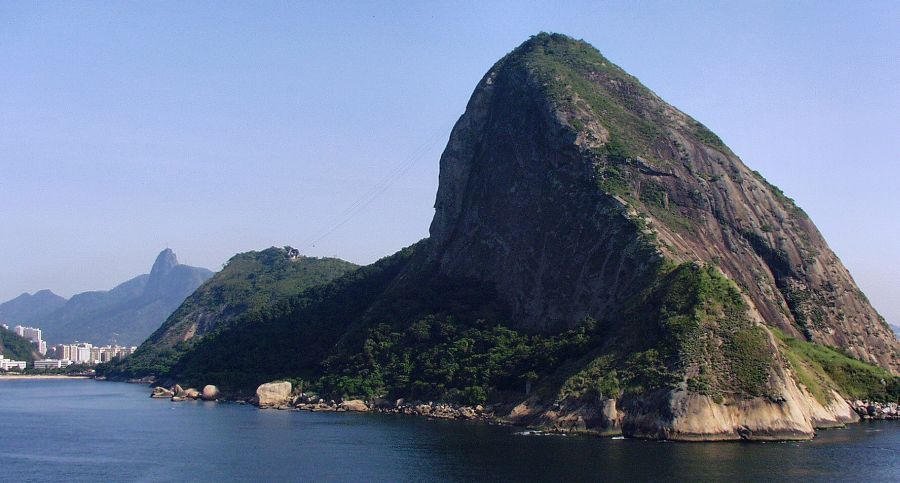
xmin=37 ymin=249 xmax=213 ymax=346
xmin=102 ymin=247 xmax=358 ymax=376
xmin=0 ymin=325 xmax=40 ymax=363
xmin=102 ymin=34 xmax=899 ymax=440
xmin=0 ymin=290 xmax=68 ymax=326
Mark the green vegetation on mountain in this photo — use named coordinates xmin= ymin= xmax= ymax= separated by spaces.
xmin=100 ymin=247 xmax=358 ymax=379
xmin=0 ymin=326 xmax=38 ymax=363
xmin=774 ymin=328 xmax=899 ymax=403
xmin=101 ymin=33 xmax=898 ymax=440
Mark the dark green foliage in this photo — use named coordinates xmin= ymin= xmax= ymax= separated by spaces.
xmin=319 ymin=316 xmax=603 ymax=405
xmin=558 ymin=355 xmax=620 ymax=400
xmin=626 ymin=263 xmax=776 ymax=399
xmin=187 ymin=248 xmax=358 ymax=313
xmin=0 ymin=326 xmax=37 ymax=362
xmin=596 ymin=165 xmax=631 ymax=198
xmin=154 ymin=243 xmax=427 ymax=394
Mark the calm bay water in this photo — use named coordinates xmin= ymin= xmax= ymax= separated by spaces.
xmin=0 ymin=379 xmax=897 ymax=482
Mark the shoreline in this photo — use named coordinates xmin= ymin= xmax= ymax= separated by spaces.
xmin=121 ymin=380 xmax=900 ymax=441
xmin=0 ymin=375 xmax=92 ymax=380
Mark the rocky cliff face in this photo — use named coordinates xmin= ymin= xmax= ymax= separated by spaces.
xmin=112 ymin=34 xmax=898 ymax=441
xmin=429 ymin=33 xmax=898 ymax=373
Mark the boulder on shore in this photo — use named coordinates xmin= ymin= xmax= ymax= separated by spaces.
xmin=151 ymin=387 xmax=174 ymax=398
xmin=256 ymin=381 xmax=292 ymax=407
xmin=340 ymin=400 xmax=370 ymax=412
xmin=174 ymin=384 xmax=186 ymax=397
xmin=184 ymin=388 xmax=201 ymax=399
xmin=202 ymin=385 xmax=220 ymax=401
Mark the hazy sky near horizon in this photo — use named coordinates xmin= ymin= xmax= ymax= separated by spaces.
xmin=2 ymin=2 xmax=898 ymax=324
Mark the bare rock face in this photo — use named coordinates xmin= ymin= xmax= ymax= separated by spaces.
xmin=339 ymin=400 xmax=369 ymax=412
xmin=431 ymin=33 xmax=898 ymax=440
xmin=429 ymin=33 xmax=898 ymax=372
xmin=201 ymin=385 xmax=219 ymax=401
xmin=256 ymin=381 xmax=292 ymax=407
xmin=150 ymin=386 xmax=174 ymax=398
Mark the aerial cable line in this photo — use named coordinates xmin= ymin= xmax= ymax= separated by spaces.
xmin=302 ymin=130 xmax=438 ymax=245
xmin=301 ymin=127 xmax=448 ymax=250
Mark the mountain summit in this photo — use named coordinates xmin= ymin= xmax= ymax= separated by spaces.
xmin=104 ymin=34 xmax=898 ymax=440
xmin=13 ymin=249 xmax=214 ymax=346
xmin=429 ymin=33 xmax=896 ymax=371
xmin=0 ymin=290 xmax=68 ymax=325
xmin=150 ymin=248 xmax=179 ymax=278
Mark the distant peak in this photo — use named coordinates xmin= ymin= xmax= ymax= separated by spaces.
xmin=151 ymin=248 xmax=179 ymax=276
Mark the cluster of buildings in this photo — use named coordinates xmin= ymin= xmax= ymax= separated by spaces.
xmin=0 ymin=355 xmax=27 ymax=371
xmin=1 ymin=323 xmax=136 ymax=371
xmin=10 ymin=324 xmax=48 ymax=355
xmin=52 ymin=342 xmax=137 ymax=365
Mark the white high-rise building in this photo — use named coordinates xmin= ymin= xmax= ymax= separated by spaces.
xmin=51 ymin=343 xmax=134 ymax=365
xmin=14 ymin=325 xmax=47 ymax=355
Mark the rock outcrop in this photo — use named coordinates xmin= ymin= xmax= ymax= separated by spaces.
xmin=151 ymin=386 xmax=174 ymax=398
xmin=256 ymin=381 xmax=292 ymax=408
xmin=202 ymin=385 xmax=219 ymax=401
xmin=339 ymin=400 xmax=369 ymax=412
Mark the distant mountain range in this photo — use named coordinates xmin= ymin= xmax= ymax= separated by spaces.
xmin=0 ymin=249 xmax=213 ymax=346
xmin=0 ymin=290 xmax=67 ymax=325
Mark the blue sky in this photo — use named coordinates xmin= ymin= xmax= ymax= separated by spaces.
xmin=1 ymin=2 xmax=898 ymax=324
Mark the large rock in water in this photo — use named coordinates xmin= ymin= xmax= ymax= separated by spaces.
xmin=256 ymin=382 xmax=292 ymax=407
xmin=202 ymin=385 xmax=219 ymax=401
xmin=339 ymin=400 xmax=369 ymax=412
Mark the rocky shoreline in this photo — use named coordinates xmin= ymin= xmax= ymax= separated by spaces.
xmin=850 ymin=400 xmax=900 ymax=420
xmin=148 ymin=381 xmax=899 ymax=438
xmin=151 ymin=381 xmax=495 ymax=421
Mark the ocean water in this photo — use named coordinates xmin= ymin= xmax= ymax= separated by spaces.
xmin=0 ymin=379 xmax=897 ymax=482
